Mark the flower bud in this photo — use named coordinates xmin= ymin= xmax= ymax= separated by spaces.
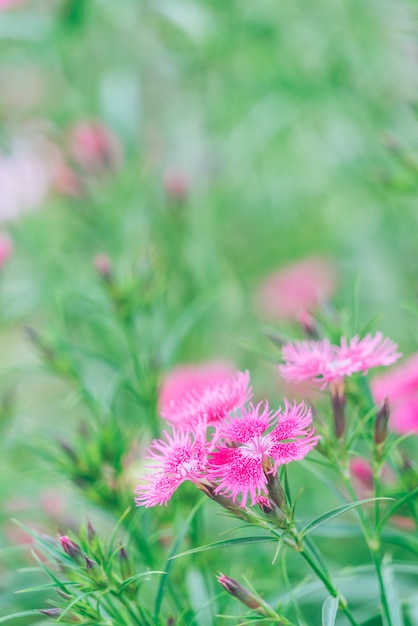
xmin=57 ymin=438 xmax=78 ymax=464
xmin=94 ymin=254 xmax=112 ymax=282
xmin=59 ymin=535 xmax=83 ymax=562
xmin=38 ymin=608 xmax=62 ymax=618
xmin=86 ymin=519 xmax=96 ymax=543
xmin=197 ymin=482 xmax=252 ymax=522
xmin=297 ymin=309 xmax=318 ymax=338
xmin=256 ymin=495 xmax=286 ymax=527
xmin=265 ymin=470 xmax=286 ymax=511
xmin=118 ymin=543 xmax=132 ymax=581
xmin=331 ymin=380 xmax=346 ymax=439
xmin=217 ymin=574 xmax=262 ymax=610
xmin=374 ymin=397 xmax=389 ymax=446
xmin=163 ymin=169 xmax=188 ymax=200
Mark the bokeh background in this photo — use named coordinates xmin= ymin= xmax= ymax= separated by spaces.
xmin=1 ymin=0 xmax=418 ymax=623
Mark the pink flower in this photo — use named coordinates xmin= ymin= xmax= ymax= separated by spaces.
xmin=160 ymin=369 xmax=252 ymax=429
xmin=207 ymin=401 xmax=318 ymax=507
xmin=254 ymin=256 xmax=337 ymax=321
xmin=350 ymin=457 xmax=395 ymax=500
xmin=0 ymin=233 xmax=12 ymax=267
xmin=372 ymin=354 xmax=418 ymax=433
xmin=280 ymin=333 xmax=401 ymax=388
xmin=69 ymin=121 xmax=122 ymax=172
xmin=163 ymin=169 xmax=189 ymax=200
xmin=0 ymin=0 xmax=23 ymax=10
xmin=94 ymin=253 xmax=112 ymax=280
xmin=158 ymin=361 xmax=235 ymax=410
xmin=135 ymin=425 xmax=209 ymax=507
xmin=0 ymin=141 xmax=52 ymax=222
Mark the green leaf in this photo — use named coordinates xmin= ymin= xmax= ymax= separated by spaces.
xmin=322 ymin=596 xmax=339 ymax=626
xmin=118 ymin=570 xmax=166 ymax=592
xmin=154 ymin=497 xmax=206 ymax=621
xmin=300 ymin=498 xmax=394 ymax=538
xmin=168 ymin=535 xmax=277 ymax=561
xmin=376 ymin=487 xmax=418 ymax=535
xmin=0 ymin=612 xmax=38 ymax=624
xmin=382 ymin=563 xmax=404 ymax=626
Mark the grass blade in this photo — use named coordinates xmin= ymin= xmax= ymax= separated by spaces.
xmin=322 ymin=596 xmax=339 ymax=626
xmin=300 ymin=498 xmax=393 ymax=538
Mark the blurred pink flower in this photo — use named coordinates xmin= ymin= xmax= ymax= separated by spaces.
xmin=207 ymin=401 xmax=318 ymax=507
xmin=52 ymin=163 xmax=82 ymax=198
xmin=69 ymin=121 xmax=122 ymax=172
xmin=94 ymin=253 xmax=112 ymax=280
xmin=350 ymin=457 xmax=395 ymax=500
xmin=280 ymin=333 xmax=401 ymax=388
xmin=160 ymin=369 xmax=252 ymax=428
xmin=255 ymin=256 xmax=337 ymax=320
xmin=135 ymin=424 xmax=209 ymax=507
xmin=40 ymin=489 xmax=67 ymax=518
xmin=371 ymin=354 xmax=418 ymax=433
xmin=159 ymin=361 xmax=235 ymax=409
xmin=163 ymin=169 xmax=189 ymax=200
xmin=0 ymin=0 xmax=23 ymax=10
xmin=350 ymin=457 xmax=374 ymax=491
xmin=0 ymin=233 xmax=12 ymax=267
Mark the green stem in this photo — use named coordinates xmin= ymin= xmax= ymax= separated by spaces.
xmin=341 ymin=467 xmax=392 ymax=626
xmin=297 ymin=542 xmax=359 ymax=626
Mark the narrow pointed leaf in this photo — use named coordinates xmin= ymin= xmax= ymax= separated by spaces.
xmin=300 ymin=498 xmax=393 ymax=538
xmin=154 ymin=497 xmax=206 ymax=621
xmin=118 ymin=570 xmax=166 ymax=592
xmin=168 ymin=535 xmax=277 ymax=561
xmin=382 ymin=564 xmax=404 ymax=626
xmin=322 ymin=596 xmax=339 ymax=626
xmin=376 ymin=487 xmax=418 ymax=535
xmin=0 ymin=612 xmax=38 ymax=624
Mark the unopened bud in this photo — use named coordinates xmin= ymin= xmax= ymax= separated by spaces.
xmin=38 ymin=608 xmax=62 ymax=618
xmin=57 ymin=439 xmax=78 ymax=464
xmin=216 ymin=573 xmax=278 ymax=619
xmin=265 ymin=470 xmax=286 ymax=511
xmin=163 ymin=169 xmax=188 ymax=201
xmin=374 ymin=397 xmax=389 ymax=446
xmin=85 ymin=555 xmax=98 ymax=570
xmin=57 ymin=590 xmax=73 ymax=600
xmin=256 ymin=495 xmax=286 ymax=527
xmin=118 ymin=543 xmax=132 ymax=580
xmin=217 ymin=574 xmax=261 ymax=610
xmin=331 ymin=380 xmax=346 ymax=439
xmin=297 ymin=310 xmax=318 ymax=338
xmin=94 ymin=254 xmax=112 ymax=282
xmin=197 ymin=482 xmax=252 ymax=522
xmin=86 ymin=519 xmax=96 ymax=543
xmin=59 ymin=535 xmax=83 ymax=562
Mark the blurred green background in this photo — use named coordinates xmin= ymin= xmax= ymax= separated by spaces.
xmin=1 ymin=0 xmax=418 ymax=623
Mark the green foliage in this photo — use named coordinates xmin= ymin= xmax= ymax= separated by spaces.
xmin=0 ymin=0 xmax=418 ymax=624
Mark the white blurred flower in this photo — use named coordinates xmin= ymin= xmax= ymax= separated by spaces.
xmin=0 ymin=140 xmax=53 ymax=222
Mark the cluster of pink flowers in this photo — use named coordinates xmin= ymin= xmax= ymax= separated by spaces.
xmin=135 ymin=369 xmax=318 ymax=508
xmin=279 ymin=332 xmax=401 ymax=388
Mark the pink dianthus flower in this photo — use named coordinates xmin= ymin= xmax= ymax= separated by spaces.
xmin=135 ymin=424 xmax=209 ymax=507
xmin=372 ymin=354 xmax=418 ymax=434
xmin=207 ymin=401 xmax=318 ymax=507
xmin=160 ymin=369 xmax=252 ymax=429
xmin=280 ymin=333 xmax=401 ymax=388
xmin=158 ymin=361 xmax=235 ymax=410
xmin=254 ymin=256 xmax=337 ymax=321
